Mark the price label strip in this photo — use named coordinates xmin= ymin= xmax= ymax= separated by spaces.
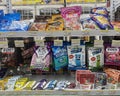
xmin=0 ymin=38 xmax=8 ymax=48
xmin=112 ymin=40 xmax=120 ymax=47
xmin=71 ymin=39 xmax=80 ymax=46
xmin=15 ymin=40 xmax=24 ymax=47
xmin=94 ymin=40 xmax=104 ymax=47
xmin=54 ymin=40 xmax=63 ymax=46
xmin=34 ymin=37 xmax=45 ymax=46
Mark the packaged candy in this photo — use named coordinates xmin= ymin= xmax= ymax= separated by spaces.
xmin=61 ymin=6 xmax=82 ymax=30
xmin=44 ymin=80 xmax=57 ymax=90
xmin=30 ymin=46 xmax=51 ymax=71
xmin=67 ymin=45 xmax=86 ymax=70
xmin=111 ymin=21 xmax=120 ymax=30
xmin=88 ymin=47 xmax=104 ymax=71
xmin=33 ymin=79 xmax=47 ymax=90
xmin=94 ymin=72 xmax=107 ymax=89
xmin=0 ymin=80 xmax=5 ymax=90
xmin=104 ymin=46 xmax=120 ymax=66
xmin=81 ymin=18 xmax=99 ymax=30
xmin=91 ymin=14 xmax=113 ymax=30
xmin=52 ymin=14 xmax=63 ymax=21
xmin=52 ymin=45 xmax=68 ymax=71
xmin=22 ymin=81 xmax=36 ymax=90
xmin=0 ymin=68 xmax=7 ymax=79
xmin=91 ymin=7 xmax=108 ymax=16
xmin=0 ymin=10 xmax=4 ymax=17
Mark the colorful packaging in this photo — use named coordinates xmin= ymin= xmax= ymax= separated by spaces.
xmin=91 ymin=7 xmax=108 ymax=16
xmin=44 ymin=80 xmax=57 ymax=90
xmin=111 ymin=21 xmax=120 ymax=30
xmin=88 ymin=47 xmax=104 ymax=71
xmin=94 ymin=72 xmax=107 ymax=89
xmin=81 ymin=18 xmax=99 ymax=30
xmin=104 ymin=46 xmax=120 ymax=66
xmin=30 ymin=46 xmax=51 ymax=71
xmin=22 ymin=81 xmax=36 ymax=90
xmin=52 ymin=45 xmax=68 ymax=71
xmin=61 ymin=6 xmax=82 ymax=30
xmin=91 ymin=14 xmax=113 ymax=30
xmin=67 ymin=45 xmax=86 ymax=70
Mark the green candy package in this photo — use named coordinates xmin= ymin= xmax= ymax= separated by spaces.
xmin=52 ymin=45 xmax=68 ymax=71
xmin=88 ymin=47 xmax=104 ymax=71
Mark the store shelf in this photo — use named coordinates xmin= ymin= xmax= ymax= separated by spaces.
xmin=0 ymin=30 xmax=120 ymax=37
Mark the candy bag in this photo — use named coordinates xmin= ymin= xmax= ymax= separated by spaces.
xmin=104 ymin=45 xmax=120 ymax=66
xmin=91 ymin=14 xmax=113 ymax=30
xmin=52 ymin=45 xmax=68 ymax=71
xmin=88 ymin=47 xmax=104 ymax=71
xmin=61 ymin=6 xmax=82 ymax=30
xmin=67 ymin=45 xmax=86 ymax=70
xmin=91 ymin=7 xmax=108 ymax=16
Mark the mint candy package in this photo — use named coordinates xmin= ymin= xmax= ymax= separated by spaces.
xmin=88 ymin=47 xmax=104 ymax=71
xmin=67 ymin=45 xmax=86 ymax=70
xmin=52 ymin=45 xmax=68 ymax=71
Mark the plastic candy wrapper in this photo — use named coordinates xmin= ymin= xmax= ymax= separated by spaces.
xmin=88 ymin=47 xmax=104 ymax=71
xmin=67 ymin=45 xmax=86 ymax=70
xmin=111 ymin=21 xmax=120 ymax=30
xmin=44 ymin=80 xmax=57 ymax=90
xmin=22 ymin=81 xmax=36 ymax=90
xmin=104 ymin=46 xmax=120 ymax=66
xmin=94 ymin=72 xmax=107 ymax=89
xmin=52 ymin=45 xmax=68 ymax=71
xmin=32 ymin=79 xmax=47 ymax=90
xmin=81 ymin=18 xmax=99 ymax=30
xmin=61 ymin=6 xmax=82 ymax=30
xmin=91 ymin=7 xmax=108 ymax=16
xmin=91 ymin=14 xmax=113 ymax=30
xmin=0 ymin=10 xmax=4 ymax=17
xmin=30 ymin=46 xmax=51 ymax=71
xmin=8 ymin=20 xmax=32 ymax=31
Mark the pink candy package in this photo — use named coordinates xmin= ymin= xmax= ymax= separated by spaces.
xmin=104 ymin=44 xmax=120 ymax=66
xmin=60 ymin=6 xmax=82 ymax=30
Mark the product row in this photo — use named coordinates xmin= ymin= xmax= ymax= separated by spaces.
xmin=0 ymin=6 xmax=119 ymax=31
xmin=0 ymin=68 xmax=120 ymax=91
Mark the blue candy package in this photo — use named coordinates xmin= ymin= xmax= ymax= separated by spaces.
xmin=52 ymin=45 xmax=68 ymax=71
xmin=67 ymin=45 xmax=86 ymax=70
xmin=0 ymin=10 xmax=4 ymax=17
xmin=91 ymin=7 xmax=108 ymax=16
xmin=91 ymin=14 xmax=113 ymax=30
xmin=0 ymin=19 xmax=11 ymax=31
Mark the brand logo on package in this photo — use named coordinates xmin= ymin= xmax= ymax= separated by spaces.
xmin=106 ymin=48 xmax=119 ymax=53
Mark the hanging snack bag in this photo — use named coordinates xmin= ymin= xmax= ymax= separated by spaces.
xmin=81 ymin=18 xmax=99 ymax=30
xmin=88 ymin=47 xmax=104 ymax=71
xmin=52 ymin=45 xmax=68 ymax=71
xmin=61 ymin=6 xmax=82 ymax=30
xmin=91 ymin=14 xmax=113 ymax=30
xmin=104 ymin=46 xmax=120 ymax=66
xmin=91 ymin=7 xmax=108 ymax=16
xmin=67 ymin=45 xmax=86 ymax=70
xmin=30 ymin=45 xmax=51 ymax=71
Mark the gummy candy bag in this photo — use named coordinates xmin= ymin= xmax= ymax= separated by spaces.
xmin=61 ymin=6 xmax=82 ymax=30
xmin=67 ymin=45 xmax=86 ymax=70
xmin=52 ymin=45 xmax=68 ymax=71
xmin=88 ymin=47 xmax=104 ymax=71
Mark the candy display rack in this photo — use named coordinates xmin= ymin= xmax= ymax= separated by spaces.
xmin=1 ymin=0 xmax=120 ymax=96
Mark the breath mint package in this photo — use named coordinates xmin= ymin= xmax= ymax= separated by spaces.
xmin=88 ymin=47 xmax=104 ymax=71
xmin=67 ymin=45 xmax=86 ymax=70
xmin=52 ymin=46 xmax=68 ymax=71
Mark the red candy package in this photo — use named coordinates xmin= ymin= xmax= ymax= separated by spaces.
xmin=61 ymin=6 xmax=82 ymax=30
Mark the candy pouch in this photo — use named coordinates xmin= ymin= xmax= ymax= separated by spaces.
xmin=91 ymin=7 xmax=108 ymax=16
xmin=104 ymin=45 xmax=120 ymax=66
xmin=30 ymin=46 xmax=51 ymax=71
xmin=88 ymin=47 xmax=104 ymax=71
xmin=81 ymin=18 xmax=99 ymax=30
xmin=52 ymin=45 xmax=68 ymax=71
xmin=61 ymin=6 xmax=82 ymax=30
xmin=91 ymin=14 xmax=113 ymax=30
xmin=67 ymin=45 xmax=86 ymax=70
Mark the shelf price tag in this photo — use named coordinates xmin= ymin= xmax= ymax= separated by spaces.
xmin=94 ymin=40 xmax=103 ymax=47
xmin=100 ymin=30 xmax=109 ymax=32
xmin=71 ymin=39 xmax=80 ymax=46
xmin=54 ymin=40 xmax=63 ymax=46
xmin=112 ymin=40 xmax=120 ymax=47
xmin=34 ymin=37 xmax=45 ymax=46
xmin=15 ymin=40 xmax=24 ymax=47
xmin=0 ymin=38 xmax=8 ymax=48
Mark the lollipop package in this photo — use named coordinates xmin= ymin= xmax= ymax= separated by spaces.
xmin=61 ymin=6 xmax=82 ymax=30
xmin=52 ymin=45 xmax=68 ymax=71
xmin=67 ymin=45 xmax=86 ymax=70
xmin=88 ymin=47 xmax=104 ymax=71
